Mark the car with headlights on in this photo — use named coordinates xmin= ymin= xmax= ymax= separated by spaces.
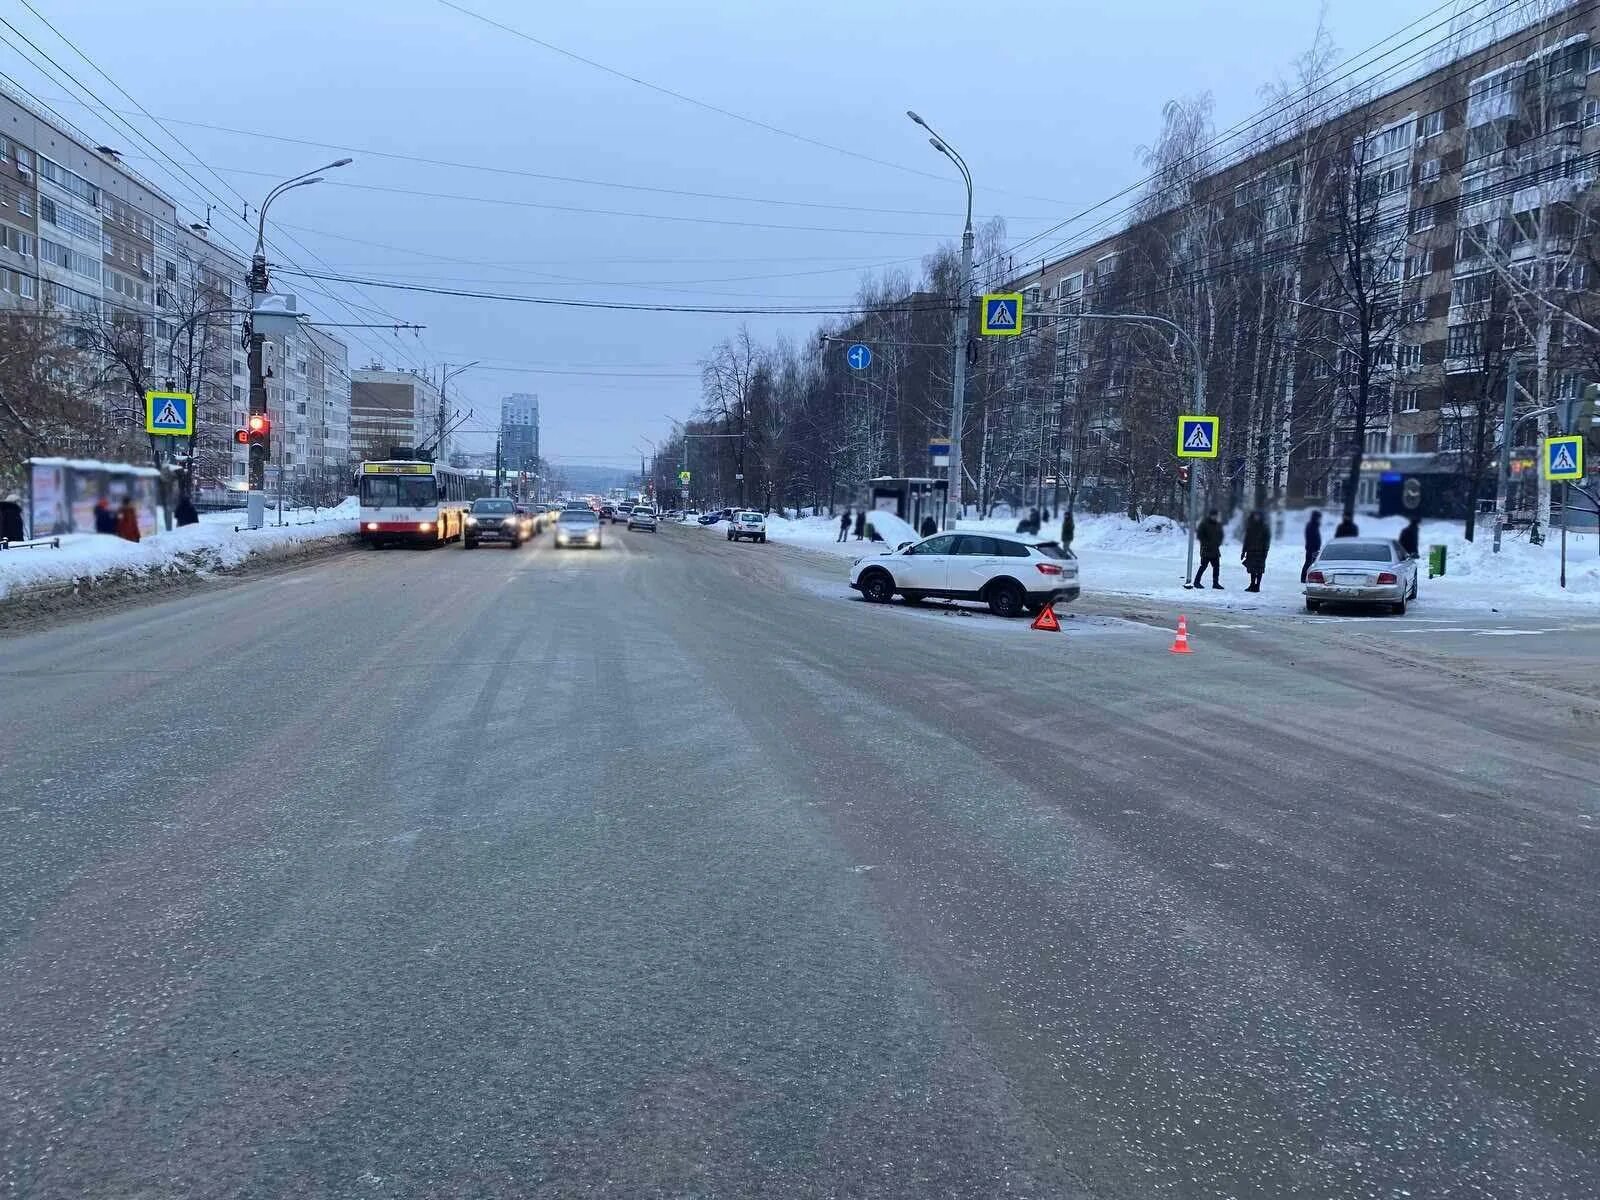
xmin=1303 ymin=537 xmax=1418 ymax=614
xmin=463 ymin=497 xmax=523 ymax=549
xmin=555 ymin=507 xmax=603 ymax=549
xmin=848 ymin=531 xmax=1079 ymax=617
xmin=627 ymin=506 xmax=659 ymax=532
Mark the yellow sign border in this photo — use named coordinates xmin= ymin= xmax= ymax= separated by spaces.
xmin=980 ymin=292 xmax=1024 ymax=337
xmin=144 ymin=390 xmax=194 ymax=436
xmin=1176 ymin=415 xmax=1220 ymax=459
xmin=1542 ymin=434 xmax=1583 ymax=481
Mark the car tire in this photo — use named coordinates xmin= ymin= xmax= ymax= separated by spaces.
xmin=859 ymin=568 xmax=894 ymax=604
xmin=986 ymin=579 xmax=1026 ymax=618
xmin=464 ymin=538 xmax=476 ymax=550
xmin=758 ymin=534 xmax=766 ymax=543
xmin=1392 ymin=597 xmax=1407 ymax=615
xmin=1305 ymin=598 xmax=1321 ymax=611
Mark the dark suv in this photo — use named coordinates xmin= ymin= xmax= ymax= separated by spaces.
xmin=464 ymin=498 xmax=523 ymax=549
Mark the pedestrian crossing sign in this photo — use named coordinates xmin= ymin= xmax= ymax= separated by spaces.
xmin=981 ymin=292 xmax=1023 ymax=336
xmin=144 ymin=390 xmax=194 ymax=436
xmin=1176 ymin=414 xmax=1219 ymax=459
xmin=1542 ymin=434 xmax=1583 ymax=481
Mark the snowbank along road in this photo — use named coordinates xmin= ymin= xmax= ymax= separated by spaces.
xmin=2 ymin=522 xmax=1596 ymax=1199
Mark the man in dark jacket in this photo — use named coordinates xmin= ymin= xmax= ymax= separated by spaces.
xmin=1060 ymin=508 xmax=1075 ymax=551
xmin=919 ymin=514 xmax=937 ymax=538
xmin=837 ymin=510 xmax=850 ymax=542
xmin=1399 ymin=514 xmax=1421 ymax=558
xmin=93 ymin=495 xmax=117 ymax=534
xmin=1241 ymin=510 xmax=1270 ymax=592
xmin=1192 ymin=509 xmax=1224 ymax=589
xmin=175 ymin=494 xmax=199 ymax=526
xmin=1335 ymin=513 xmax=1359 ymax=538
xmin=853 ymin=509 xmax=866 ymax=541
xmin=1301 ymin=510 xmax=1322 ymax=582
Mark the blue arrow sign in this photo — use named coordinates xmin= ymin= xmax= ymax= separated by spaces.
xmin=846 ymin=343 xmax=872 ymax=370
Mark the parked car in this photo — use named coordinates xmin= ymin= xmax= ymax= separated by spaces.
xmin=697 ymin=511 xmax=724 ymax=525
xmin=727 ymin=510 xmax=766 ymax=543
xmin=848 ymin=531 xmax=1080 ymax=617
xmin=614 ymin=504 xmax=634 ymax=522
xmin=464 ymin=497 xmax=523 ymax=549
xmin=554 ymin=508 xmax=603 ymax=549
xmin=627 ymin=507 xmax=659 ymax=532
xmin=1303 ymin=537 xmax=1418 ymax=614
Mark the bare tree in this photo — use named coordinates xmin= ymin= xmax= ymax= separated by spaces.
xmin=0 ymin=310 xmax=112 ymax=488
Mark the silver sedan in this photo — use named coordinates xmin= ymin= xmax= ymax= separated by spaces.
xmin=1303 ymin=537 xmax=1419 ymax=614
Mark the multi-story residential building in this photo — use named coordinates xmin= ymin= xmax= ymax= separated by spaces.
xmin=350 ymin=367 xmax=440 ymax=463
xmin=1006 ymin=4 xmax=1600 ymax=522
xmin=500 ymin=393 xmax=540 ymax=476
xmin=0 ymin=82 xmax=350 ymax=505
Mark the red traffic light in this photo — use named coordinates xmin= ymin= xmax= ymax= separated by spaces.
xmin=246 ymin=413 xmax=270 ymax=436
xmin=1177 ymin=465 xmax=1191 ymax=485
xmin=234 ymin=429 xmax=249 ymax=444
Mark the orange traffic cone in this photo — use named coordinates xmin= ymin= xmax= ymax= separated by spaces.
xmin=1169 ymin=614 xmax=1192 ymax=654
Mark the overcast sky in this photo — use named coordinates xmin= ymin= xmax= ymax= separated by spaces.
xmin=4 ymin=0 xmax=1456 ymax=468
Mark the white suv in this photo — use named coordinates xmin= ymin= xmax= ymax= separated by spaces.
xmin=848 ymin=531 xmax=1079 ymax=618
xmin=727 ymin=510 xmax=767 ymax=543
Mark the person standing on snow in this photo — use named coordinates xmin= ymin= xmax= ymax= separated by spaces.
xmin=837 ymin=509 xmax=851 ymax=542
xmin=1241 ymin=509 xmax=1270 ymax=592
xmin=1335 ymin=513 xmax=1360 ymax=538
xmin=175 ymin=493 xmax=199 ymax=527
xmin=1192 ymin=509 xmax=1224 ymax=589
xmin=115 ymin=496 xmax=142 ymax=542
xmin=919 ymin=514 xmax=937 ymax=538
xmin=93 ymin=495 xmax=117 ymax=534
xmin=1060 ymin=508 xmax=1075 ymax=552
xmin=1399 ymin=514 xmax=1421 ymax=559
xmin=853 ymin=509 xmax=866 ymax=541
xmin=1301 ymin=510 xmax=1322 ymax=582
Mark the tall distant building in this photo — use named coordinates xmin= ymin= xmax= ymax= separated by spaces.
xmin=501 ymin=393 xmax=540 ymax=476
xmin=350 ymin=368 xmax=441 ymax=463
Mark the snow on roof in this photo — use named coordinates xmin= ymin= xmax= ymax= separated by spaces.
xmin=26 ymin=457 xmax=161 ymax=477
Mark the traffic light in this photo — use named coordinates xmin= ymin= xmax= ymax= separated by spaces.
xmin=1177 ymin=464 xmax=1191 ymax=486
xmin=240 ymin=413 xmax=271 ymax=459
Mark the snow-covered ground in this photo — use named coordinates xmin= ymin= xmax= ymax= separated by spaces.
xmin=696 ymin=509 xmax=1599 ymax=616
xmin=0 ymin=498 xmax=359 ymax=603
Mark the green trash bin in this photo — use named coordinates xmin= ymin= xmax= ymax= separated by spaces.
xmin=1428 ymin=544 xmax=1447 ymax=579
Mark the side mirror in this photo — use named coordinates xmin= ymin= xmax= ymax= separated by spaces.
xmin=897 ymin=541 xmax=914 ymax=552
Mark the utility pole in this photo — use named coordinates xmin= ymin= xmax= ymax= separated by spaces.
xmin=1494 ymin=357 xmax=1517 ymax=554
xmin=907 ymin=111 xmax=973 ymax=528
xmin=494 ymin=435 xmax=503 ymax=497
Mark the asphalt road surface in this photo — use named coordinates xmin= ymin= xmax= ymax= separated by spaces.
xmin=3 ymin=524 xmax=1596 ymax=1199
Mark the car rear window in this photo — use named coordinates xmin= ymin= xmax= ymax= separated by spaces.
xmin=1319 ymin=541 xmax=1393 ymax=562
xmin=1031 ymin=541 xmax=1075 ymax=560
xmin=739 ymin=513 xmax=762 ymax=523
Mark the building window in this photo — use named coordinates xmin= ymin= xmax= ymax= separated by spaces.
xmin=1393 ymin=433 xmax=1418 ymax=453
xmin=1401 ymin=388 xmax=1421 ymax=412
xmin=1447 ymin=322 xmax=1484 ymax=358
xmin=1398 ymin=343 xmax=1423 ymax=369
xmin=1364 ymin=428 xmax=1389 ymax=454
xmin=18 ymin=191 xmax=30 ymax=217
xmin=1404 ymin=251 xmax=1432 ymax=279
xmin=1419 ymin=110 xmax=1445 ymax=139
xmin=1418 ymin=158 xmax=1440 ymax=184
xmin=1412 ymin=206 xmax=1435 ymax=232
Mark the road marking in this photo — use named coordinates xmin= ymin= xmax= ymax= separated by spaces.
xmin=1386 ymin=627 xmax=1565 ymax=637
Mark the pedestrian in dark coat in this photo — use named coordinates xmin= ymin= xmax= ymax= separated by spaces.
xmin=919 ymin=514 xmax=937 ymax=538
xmin=1192 ymin=509 xmax=1224 ymax=589
xmin=115 ymin=497 xmax=141 ymax=543
xmin=1335 ymin=514 xmax=1360 ymax=538
xmin=175 ymin=494 xmax=199 ymax=527
xmin=1398 ymin=515 xmax=1421 ymax=558
xmin=1027 ymin=507 xmax=1041 ymax=535
xmin=1300 ymin=510 xmax=1322 ymax=583
xmin=853 ymin=509 xmax=866 ymax=541
xmin=93 ymin=496 xmax=117 ymax=534
xmin=837 ymin=509 xmax=851 ymax=542
xmin=1061 ymin=508 xmax=1075 ymax=551
xmin=1241 ymin=509 xmax=1270 ymax=591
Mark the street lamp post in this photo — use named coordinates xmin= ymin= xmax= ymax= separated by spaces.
xmin=435 ymin=361 xmax=479 ymax=463
xmin=246 ymin=159 xmax=351 ymax=527
xmin=908 ymin=111 xmax=973 ymax=529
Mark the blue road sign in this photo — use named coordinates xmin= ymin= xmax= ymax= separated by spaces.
xmin=981 ymin=293 xmax=1023 ymax=336
xmin=846 ymin=343 xmax=872 ymax=370
xmin=928 ymin=438 xmax=951 ymax=467
xmin=1176 ymin=414 xmax=1219 ymax=458
xmin=1543 ymin=435 xmax=1583 ymax=481
xmin=144 ymin=390 xmax=194 ymax=436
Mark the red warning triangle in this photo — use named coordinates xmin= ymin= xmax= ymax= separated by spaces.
xmin=1030 ymin=604 xmax=1060 ymax=632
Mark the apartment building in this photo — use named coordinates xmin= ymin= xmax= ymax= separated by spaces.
xmin=0 ymin=82 xmax=350 ymax=504
xmin=350 ymin=367 xmax=441 ymax=463
xmin=500 ymin=393 xmax=540 ymax=475
xmin=1007 ymin=3 xmax=1600 ymax=519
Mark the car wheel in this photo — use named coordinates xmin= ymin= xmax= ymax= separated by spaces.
xmin=758 ymin=534 xmax=766 ymax=543
xmin=1409 ymin=578 xmax=1418 ymax=600
xmin=464 ymin=539 xmax=476 ymax=550
xmin=859 ymin=568 xmax=894 ymax=604
xmin=1392 ymin=596 xmax=1407 ymax=615
xmin=1305 ymin=598 xmax=1321 ymax=611
xmin=986 ymin=579 xmax=1026 ymax=618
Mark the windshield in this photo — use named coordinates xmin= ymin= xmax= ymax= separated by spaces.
xmin=360 ymin=475 xmax=437 ymax=508
xmin=1319 ymin=541 xmax=1393 ymax=562
xmin=472 ymin=499 xmax=515 ymax=514
xmin=561 ymin=512 xmax=598 ymax=525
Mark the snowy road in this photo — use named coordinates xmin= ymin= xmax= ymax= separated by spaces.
xmin=2 ymin=524 xmax=1596 ymax=1198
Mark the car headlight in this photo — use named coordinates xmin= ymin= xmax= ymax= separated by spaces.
xmin=465 ymin=515 xmax=477 ymax=525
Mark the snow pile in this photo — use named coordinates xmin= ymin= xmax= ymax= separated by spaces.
xmin=0 ymin=506 xmax=357 ymax=603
